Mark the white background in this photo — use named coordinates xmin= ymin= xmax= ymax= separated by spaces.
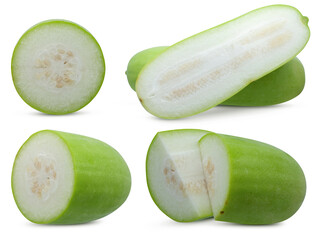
xmin=0 ymin=0 xmax=331 ymax=239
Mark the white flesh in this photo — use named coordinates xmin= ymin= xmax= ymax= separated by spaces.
xmin=147 ymin=130 xmax=212 ymax=221
xmin=199 ymin=134 xmax=230 ymax=218
xmin=12 ymin=131 xmax=74 ymax=223
xmin=136 ymin=6 xmax=309 ymax=118
xmin=12 ymin=21 xmax=104 ymax=113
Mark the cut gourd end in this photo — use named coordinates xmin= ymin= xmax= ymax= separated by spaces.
xmin=146 ymin=129 xmax=212 ymax=222
xmin=12 ymin=20 xmax=105 ymax=115
xmin=12 ymin=130 xmax=131 ymax=224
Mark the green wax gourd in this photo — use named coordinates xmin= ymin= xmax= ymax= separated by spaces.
xmin=132 ymin=5 xmax=310 ymax=119
xmin=12 ymin=130 xmax=131 ymax=224
xmin=199 ymin=133 xmax=306 ymax=224
xmin=12 ymin=20 xmax=105 ymax=115
xmin=146 ymin=129 xmax=306 ymax=224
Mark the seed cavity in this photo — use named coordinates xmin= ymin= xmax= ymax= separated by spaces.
xmin=163 ymin=76 xmax=210 ymax=101
xmin=159 ymin=59 xmax=201 ymax=86
xmin=26 ymin=155 xmax=57 ymax=201
xmin=205 ymin=158 xmax=215 ymax=175
xmin=204 ymin=158 xmax=215 ymax=196
xmin=268 ymin=32 xmax=292 ymax=49
xmin=155 ymin=21 xmax=292 ymax=103
xmin=239 ymin=21 xmax=286 ymax=45
xmin=34 ymin=44 xmax=80 ymax=89
xmin=162 ymin=49 xmax=256 ymax=101
xmin=163 ymin=159 xmax=207 ymax=197
xmin=161 ymin=28 xmax=291 ymax=102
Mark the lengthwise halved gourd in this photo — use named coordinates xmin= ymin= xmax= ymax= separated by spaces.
xmin=146 ymin=129 xmax=306 ymax=224
xmin=126 ymin=47 xmax=305 ymax=106
xmin=11 ymin=130 xmax=131 ymax=224
xmin=135 ymin=5 xmax=310 ymax=119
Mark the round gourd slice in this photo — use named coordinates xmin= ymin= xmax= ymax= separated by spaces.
xmin=146 ymin=129 xmax=212 ymax=222
xmin=11 ymin=20 xmax=105 ymax=114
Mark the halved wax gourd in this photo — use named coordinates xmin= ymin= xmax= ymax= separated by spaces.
xmin=146 ymin=129 xmax=212 ymax=222
xmin=136 ymin=5 xmax=310 ymax=119
xmin=199 ymin=133 xmax=306 ymax=224
xmin=146 ymin=129 xmax=306 ymax=224
xmin=126 ymin=47 xmax=305 ymax=106
xmin=12 ymin=20 xmax=105 ymax=114
xmin=12 ymin=130 xmax=131 ymax=224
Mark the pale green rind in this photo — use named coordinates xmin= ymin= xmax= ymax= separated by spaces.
xmin=127 ymin=46 xmax=305 ymax=106
xmin=126 ymin=46 xmax=168 ymax=91
xmin=136 ymin=5 xmax=310 ymax=119
xmin=199 ymin=133 xmax=306 ymax=225
xmin=146 ymin=129 xmax=211 ymax=222
xmin=12 ymin=130 xmax=131 ymax=224
xmin=11 ymin=20 xmax=105 ymax=115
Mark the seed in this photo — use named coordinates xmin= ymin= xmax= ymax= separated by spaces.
xmin=34 ymin=159 xmax=41 ymax=170
xmin=43 ymin=59 xmax=51 ymax=67
xmin=45 ymin=71 xmax=51 ymax=77
xmin=67 ymin=51 xmax=73 ymax=57
xmin=56 ymin=82 xmax=64 ymax=88
xmin=54 ymin=54 xmax=61 ymax=61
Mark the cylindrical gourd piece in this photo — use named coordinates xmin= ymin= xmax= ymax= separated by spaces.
xmin=199 ymin=133 xmax=306 ymax=224
xmin=11 ymin=130 xmax=131 ymax=224
xmin=126 ymin=47 xmax=305 ymax=106
xmin=146 ymin=129 xmax=306 ymax=224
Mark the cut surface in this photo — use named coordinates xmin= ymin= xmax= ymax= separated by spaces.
xmin=136 ymin=5 xmax=310 ymax=118
xmin=128 ymin=47 xmax=305 ymax=106
xmin=199 ymin=134 xmax=230 ymax=218
xmin=126 ymin=46 xmax=168 ymax=91
xmin=12 ymin=131 xmax=74 ymax=223
xmin=12 ymin=20 xmax=105 ymax=114
xmin=146 ymin=130 xmax=212 ymax=222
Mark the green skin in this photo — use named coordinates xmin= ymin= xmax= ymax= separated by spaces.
xmin=126 ymin=46 xmax=305 ymax=106
xmin=11 ymin=20 xmax=105 ymax=115
xmin=12 ymin=130 xmax=131 ymax=224
xmin=126 ymin=46 xmax=167 ymax=91
xmin=200 ymin=133 xmax=306 ymax=225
